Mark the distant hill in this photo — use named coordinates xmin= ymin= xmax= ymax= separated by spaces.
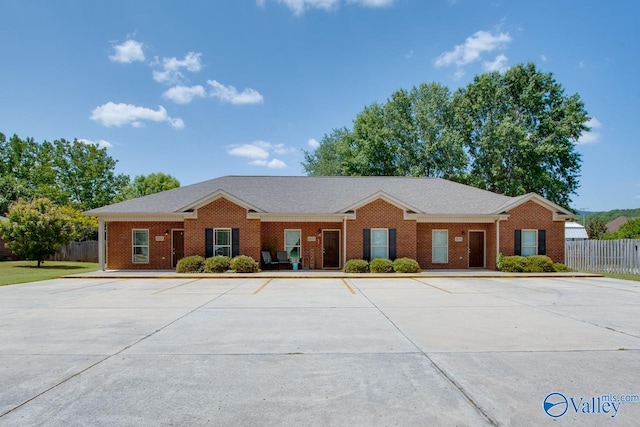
xmin=584 ymin=208 xmax=640 ymax=224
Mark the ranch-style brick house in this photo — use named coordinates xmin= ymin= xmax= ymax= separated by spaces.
xmin=85 ymin=176 xmax=574 ymax=271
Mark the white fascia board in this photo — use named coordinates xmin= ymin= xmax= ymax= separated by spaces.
xmin=410 ymin=214 xmax=509 ymax=223
xmin=248 ymin=213 xmax=354 ymax=222
xmin=90 ymin=213 xmax=193 ymax=222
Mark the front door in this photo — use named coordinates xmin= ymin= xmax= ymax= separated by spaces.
xmin=468 ymin=231 xmax=485 ymax=268
xmin=172 ymin=230 xmax=184 ymax=268
xmin=322 ymin=230 xmax=340 ymax=269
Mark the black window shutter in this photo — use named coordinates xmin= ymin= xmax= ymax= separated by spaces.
xmin=514 ymin=229 xmax=521 ymax=256
xmin=205 ymin=228 xmax=213 ymax=258
xmin=389 ymin=228 xmax=397 ymax=260
xmin=538 ymin=229 xmax=546 ymax=255
xmin=232 ymin=228 xmax=240 ymax=257
xmin=363 ymin=229 xmax=371 ymax=261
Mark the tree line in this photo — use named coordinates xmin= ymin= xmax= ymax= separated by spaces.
xmin=0 ymin=133 xmax=180 ymax=215
xmin=0 ymin=133 xmax=180 ymax=265
xmin=303 ymin=63 xmax=589 ymax=209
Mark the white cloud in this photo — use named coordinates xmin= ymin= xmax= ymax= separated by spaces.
xmin=208 ymin=80 xmax=264 ymax=105
xmin=540 ymin=54 xmax=548 ymax=62
xmin=579 ymin=60 xmax=586 ymax=69
xmin=405 ymin=49 xmax=414 ymax=59
xmin=153 ymin=52 xmax=203 ymax=84
xmin=90 ymin=102 xmax=184 ymax=129
xmin=257 ymin=0 xmax=394 ymax=15
xmin=435 ymin=29 xmax=511 ymax=78
xmin=109 ymin=40 xmax=145 ymax=63
xmin=577 ymin=117 xmax=602 ymax=145
xmin=228 ymin=141 xmax=291 ymax=169
xmin=162 ymin=85 xmax=207 ymax=104
xmin=250 ymin=158 xmax=287 ymax=169
xmin=308 ymin=138 xmax=320 ymax=148
xmin=228 ymin=143 xmax=270 ymax=160
xmin=483 ymin=54 xmax=509 ymax=72
xmin=78 ymin=138 xmax=113 ymax=149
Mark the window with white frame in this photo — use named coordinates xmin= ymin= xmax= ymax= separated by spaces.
xmin=132 ymin=229 xmax=149 ymax=264
xmin=521 ymin=230 xmax=537 ymax=256
xmin=214 ymin=228 xmax=231 ymax=257
xmin=285 ymin=229 xmax=301 ymax=262
xmin=432 ymin=230 xmax=448 ymax=263
xmin=371 ymin=228 xmax=389 ymax=259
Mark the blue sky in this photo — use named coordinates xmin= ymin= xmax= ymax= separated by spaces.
xmin=1 ymin=0 xmax=638 ymax=211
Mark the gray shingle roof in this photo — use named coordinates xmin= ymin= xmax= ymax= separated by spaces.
xmin=85 ymin=175 xmax=524 ymax=216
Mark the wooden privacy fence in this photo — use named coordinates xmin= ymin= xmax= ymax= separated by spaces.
xmin=565 ymin=239 xmax=640 ymax=274
xmin=49 ymin=241 xmax=98 ymax=262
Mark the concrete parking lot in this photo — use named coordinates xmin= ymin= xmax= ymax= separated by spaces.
xmin=0 ymin=275 xmax=638 ymax=426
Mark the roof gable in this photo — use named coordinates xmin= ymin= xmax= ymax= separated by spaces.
xmin=493 ymin=193 xmax=574 ymax=219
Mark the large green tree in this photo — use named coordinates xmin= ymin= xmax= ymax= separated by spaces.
xmin=0 ymin=198 xmax=76 ymax=267
xmin=303 ymin=82 xmax=466 ymax=178
xmin=452 ymin=63 xmax=587 ymax=207
xmin=121 ymin=172 xmax=181 ymax=200
xmin=0 ymin=133 xmax=129 ymax=212
xmin=302 ymin=63 xmax=588 ymax=208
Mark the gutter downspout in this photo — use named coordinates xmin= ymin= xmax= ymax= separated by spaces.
xmin=98 ymin=220 xmax=105 ymax=271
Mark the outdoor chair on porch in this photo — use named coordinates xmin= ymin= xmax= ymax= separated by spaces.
xmin=276 ymin=251 xmax=290 ymax=270
xmin=261 ymin=251 xmax=279 ymax=270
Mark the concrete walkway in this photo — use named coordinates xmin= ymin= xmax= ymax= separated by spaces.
xmin=67 ymin=268 xmax=603 ymax=280
xmin=1 ymin=275 xmax=637 ymax=426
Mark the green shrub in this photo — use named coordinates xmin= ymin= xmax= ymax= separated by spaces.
xmin=176 ymin=255 xmax=205 ymax=273
xmin=230 ymin=255 xmax=259 ymax=273
xmin=370 ymin=258 xmax=394 ymax=273
xmin=344 ymin=259 xmax=369 ymax=273
xmin=204 ymin=256 xmax=231 ymax=273
xmin=552 ymin=262 xmax=570 ymax=272
xmin=393 ymin=257 xmax=421 ymax=273
xmin=525 ymin=255 xmax=555 ymax=272
xmin=498 ymin=255 xmax=528 ymax=272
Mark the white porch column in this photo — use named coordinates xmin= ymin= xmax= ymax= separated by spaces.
xmin=98 ymin=220 xmax=105 ymax=271
xmin=343 ymin=216 xmax=348 ymax=267
xmin=496 ymin=219 xmax=501 ymax=260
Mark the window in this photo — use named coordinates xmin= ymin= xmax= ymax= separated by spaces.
xmin=132 ymin=229 xmax=149 ymax=264
xmin=214 ymin=228 xmax=231 ymax=257
xmin=285 ymin=229 xmax=301 ymax=262
xmin=515 ymin=229 xmax=545 ymax=256
xmin=371 ymin=229 xmax=389 ymax=259
xmin=521 ymin=230 xmax=537 ymax=256
xmin=432 ymin=230 xmax=448 ymax=263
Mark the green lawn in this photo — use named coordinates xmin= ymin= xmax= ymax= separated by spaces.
xmin=601 ymin=272 xmax=640 ymax=282
xmin=0 ymin=261 xmax=99 ymax=286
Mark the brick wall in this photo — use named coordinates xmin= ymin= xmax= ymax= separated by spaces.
xmin=500 ymin=200 xmax=565 ymax=263
xmin=261 ymin=221 xmax=343 ymax=269
xmin=346 ymin=199 xmax=417 ymax=262
xmin=417 ymin=223 xmax=497 ymax=270
xmin=103 ymin=197 xmax=564 ymax=271
xmin=183 ymin=197 xmax=261 ymax=262
xmin=106 ymin=221 xmax=183 ymax=270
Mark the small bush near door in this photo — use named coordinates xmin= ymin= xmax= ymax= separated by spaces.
xmin=393 ymin=257 xmax=421 ymax=273
xmin=370 ymin=258 xmax=394 ymax=273
xmin=344 ymin=259 xmax=369 ymax=273
xmin=497 ymin=254 xmax=570 ymax=273
xmin=176 ymin=255 xmax=205 ymax=273
xmin=230 ymin=255 xmax=259 ymax=273
xmin=204 ymin=256 xmax=231 ymax=273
